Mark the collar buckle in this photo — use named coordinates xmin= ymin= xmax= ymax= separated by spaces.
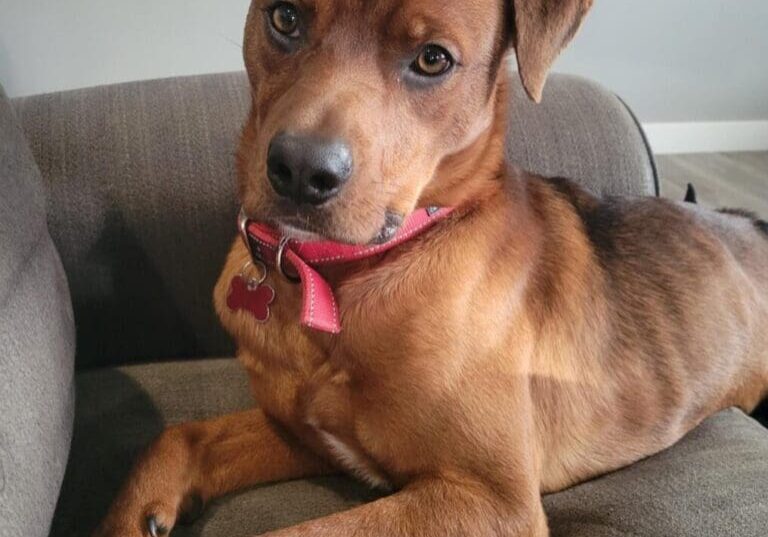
xmin=276 ymin=236 xmax=301 ymax=283
xmin=238 ymin=207 xmax=265 ymax=263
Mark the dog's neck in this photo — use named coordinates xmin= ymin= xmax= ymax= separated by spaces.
xmin=418 ymin=77 xmax=510 ymax=210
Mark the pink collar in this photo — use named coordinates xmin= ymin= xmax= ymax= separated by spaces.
xmin=228 ymin=206 xmax=453 ymax=333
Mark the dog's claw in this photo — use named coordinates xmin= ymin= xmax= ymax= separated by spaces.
xmin=146 ymin=515 xmax=168 ymax=537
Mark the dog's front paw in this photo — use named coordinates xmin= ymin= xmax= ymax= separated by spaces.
xmin=92 ymin=501 xmax=175 ymax=537
xmin=93 ymin=492 xmax=205 ymax=537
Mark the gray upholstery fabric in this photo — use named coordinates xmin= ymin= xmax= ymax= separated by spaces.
xmin=11 ymin=70 xmax=655 ymax=370
xmin=54 ymin=359 xmax=768 ymax=537
xmin=0 ymin=84 xmax=76 ymax=537
xmin=507 ymin=73 xmax=658 ymax=198
xmin=12 ymin=73 xmax=250 ymax=369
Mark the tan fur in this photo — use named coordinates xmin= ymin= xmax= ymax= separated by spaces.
xmin=95 ymin=1 xmax=768 ymax=536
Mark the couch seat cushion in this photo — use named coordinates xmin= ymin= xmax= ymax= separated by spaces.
xmin=52 ymin=358 xmax=768 ymax=537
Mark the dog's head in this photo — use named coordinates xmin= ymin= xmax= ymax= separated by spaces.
xmin=238 ymin=0 xmax=592 ymax=244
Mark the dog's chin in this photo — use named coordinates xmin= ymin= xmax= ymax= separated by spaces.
xmin=273 ymin=211 xmax=403 ymax=246
xmin=276 ymin=222 xmax=328 ymax=243
xmin=275 ymin=220 xmax=378 ymax=246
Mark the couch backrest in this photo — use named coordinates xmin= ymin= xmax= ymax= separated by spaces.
xmin=11 ymin=71 xmax=657 ymax=369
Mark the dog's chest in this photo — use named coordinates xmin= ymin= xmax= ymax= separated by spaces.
xmin=306 ymin=417 xmax=392 ymax=489
xmin=291 ymin=366 xmax=394 ymax=489
xmin=221 ymin=236 xmax=481 ymax=487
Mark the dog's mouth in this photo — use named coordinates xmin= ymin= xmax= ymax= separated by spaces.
xmin=270 ymin=207 xmax=404 ymax=245
xmin=274 ymin=218 xmax=327 ymax=242
xmin=371 ymin=211 xmax=404 ymax=244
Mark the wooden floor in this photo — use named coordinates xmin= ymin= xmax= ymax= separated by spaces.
xmin=656 ymin=151 xmax=768 ymax=217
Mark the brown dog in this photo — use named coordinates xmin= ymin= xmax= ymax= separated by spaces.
xmin=95 ymin=0 xmax=768 ymax=535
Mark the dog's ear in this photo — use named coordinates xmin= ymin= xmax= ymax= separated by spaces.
xmin=510 ymin=0 xmax=593 ymax=102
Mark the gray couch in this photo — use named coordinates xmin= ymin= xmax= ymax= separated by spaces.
xmin=1 ymin=71 xmax=767 ymax=537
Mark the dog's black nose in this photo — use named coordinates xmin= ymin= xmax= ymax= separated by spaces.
xmin=267 ymin=133 xmax=353 ymax=205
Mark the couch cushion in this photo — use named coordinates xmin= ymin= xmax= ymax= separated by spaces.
xmin=54 ymin=358 xmax=768 ymax=537
xmin=0 ymin=83 xmax=76 ymax=537
xmin=507 ymin=73 xmax=658 ymax=199
xmin=12 ymin=73 xmax=250 ymax=369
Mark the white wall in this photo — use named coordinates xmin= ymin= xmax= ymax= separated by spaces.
xmin=553 ymin=0 xmax=768 ymax=153
xmin=556 ymin=0 xmax=768 ymax=123
xmin=1 ymin=0 xmax=767 ymax=152
xmin=0 ymin=0 xmax=251 ymax=98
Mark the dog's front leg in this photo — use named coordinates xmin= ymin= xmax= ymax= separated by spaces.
xmin=93 ymin=408 xmax=331 ymax=537
xmin=261 ymin=476 xmax=548 ymax=537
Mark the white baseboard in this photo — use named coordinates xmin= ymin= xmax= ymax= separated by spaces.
xmin=641 ymin=121 xmax=768 ymax=155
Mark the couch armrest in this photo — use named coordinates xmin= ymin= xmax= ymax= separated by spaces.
xmin=507 ymin=73 xmax=659 ymax=198
xmin=0 ymin=83 xmax=75 ymax=537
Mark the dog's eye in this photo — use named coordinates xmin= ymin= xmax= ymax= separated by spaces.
xmin=270 ymin=2 xmax=300 ymax=36
xmin=412 ymin=45 xmax=454 ymax=77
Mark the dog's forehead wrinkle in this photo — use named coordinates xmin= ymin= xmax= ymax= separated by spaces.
xmin=318 ymin=0 xmax=494 ymax=54
xmin=320 ymin=11 xmax=374 ymax=53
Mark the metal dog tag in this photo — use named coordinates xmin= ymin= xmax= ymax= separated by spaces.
xmin=227 ymin=260 xmax=275 ymax=323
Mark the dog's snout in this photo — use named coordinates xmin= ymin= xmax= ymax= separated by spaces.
xmin=267 ymin=133 xmax=353 ymax=206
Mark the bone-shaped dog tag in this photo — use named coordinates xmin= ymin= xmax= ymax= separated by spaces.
xmin=227 ymin=261 xmax=275 ymax=323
